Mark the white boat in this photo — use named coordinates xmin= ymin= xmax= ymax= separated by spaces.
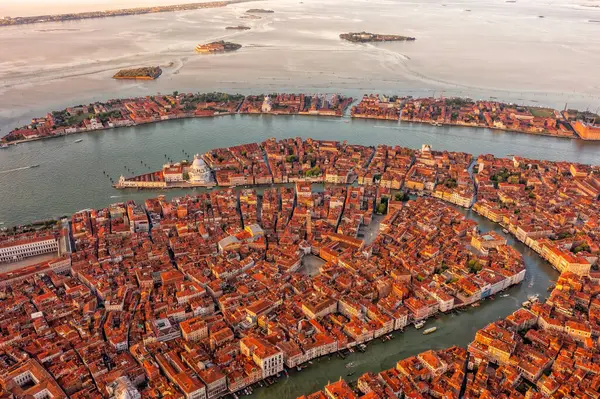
xmin=502 ymin=229 xmax=509 ymax=234
xmin=423 ymin=327 xmax=437 ymax=335
xmin=501 ymin=294 xmax=509 ymax=298
xmin=528 ymin=294 xmax=540 ymax=303
xmin=414 ymin=320 xmax=426 ymax=329
xmin=74 ymin=139 xmax=83 ymax=143
xmin=0 ymin=143 xmax=8 ymax=149
xmin=345 ymin=361 xmax=356 ymax=369
xmin=522 ymin=300 xmax=531 ymax=307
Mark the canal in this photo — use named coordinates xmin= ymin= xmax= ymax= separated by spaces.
xmin=247 ymin=207 xmax=558 ymax=398
xmin=1 ymin=114 xmax=600 ymax=227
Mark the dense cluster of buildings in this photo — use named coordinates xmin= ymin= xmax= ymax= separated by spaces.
xmin=473 ymin=154 xmax=600 ymax=277
xmin=5 ymin=92 xmax=599 ymax=146
xmin=119 ymin=139 xmax=476 ymax=210
xmin=240 ymin=94 xmax=352 ymax=116
xmin=299 ymin=271 xmax=600 ymax=399
xmin=351 ymin=95 xmax=403 ymax=121
xmin=351 ymin=95 xmax=600 ymax=140
xmin=1 ymin=139 xmax=598 ymax=399
xmin=1 ymin=93 xmax=352 ymax=144
xmin=0 ymin=166 xmax=528 ymax=398
xmin=300 ymin=151 xmax=600 ymax=396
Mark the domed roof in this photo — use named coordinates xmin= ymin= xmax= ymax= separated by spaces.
xmin=192 ymin=154 xmax=206 ymax=169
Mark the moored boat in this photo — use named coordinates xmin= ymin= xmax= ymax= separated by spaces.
xmin=414 ymin=320 xmax=426 ymax=329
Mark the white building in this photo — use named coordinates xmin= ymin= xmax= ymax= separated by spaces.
xmin=0 ymin=235 xmax=59 ymax=263
xmin=240 ymin=337 xmax=284 ymax=379
xmin=109 ymin=376 xmax=141 ymax=399
xmin=261 ymin=96 xmax=273 ymax=113
xmin=188 ymin=155 xmax=213 ymax=184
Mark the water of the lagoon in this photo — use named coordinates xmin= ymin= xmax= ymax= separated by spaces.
xmin=1 ymin=0 xmax=600 ymax=132
xmin=0 ymin=0 xmax=598 ymax=396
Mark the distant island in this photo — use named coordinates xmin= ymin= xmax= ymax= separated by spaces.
xmin=225 ymin=25 xmax=251 ymax=30
xmin=246 ymin=8 xmax=275 ymax=13
xmin=196 ymin=41 xmax=242 ymax=53
xmin=0 ymin=0 xmax=255 ymax=27
xmin=340 ymin=31 xmax=416 ymax=43
xmin=112 ymin=66 xmax=162 ymax=80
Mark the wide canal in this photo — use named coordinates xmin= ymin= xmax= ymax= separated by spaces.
xmin=0 ymin=114 xmax=599 ymax=227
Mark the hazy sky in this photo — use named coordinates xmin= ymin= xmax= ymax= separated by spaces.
xmin=0 ymin=0 xmax=216 ymax=17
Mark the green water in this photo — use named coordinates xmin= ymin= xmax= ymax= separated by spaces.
xmin=1 ymin=115 xmax=599 ymax=227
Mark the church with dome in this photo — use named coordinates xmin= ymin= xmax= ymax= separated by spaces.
xmin=187 ymin=154 xmax=214 ymax=185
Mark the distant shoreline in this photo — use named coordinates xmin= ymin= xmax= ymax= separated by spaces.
xmin=0 ymin=0 xmax=255 ymax=27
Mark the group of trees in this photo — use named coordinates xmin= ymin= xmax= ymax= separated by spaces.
xmin=304 ymin=166 xmax=322 ymax=177
xmin=467 ymin=259 xmax=483 ymax=273
xmin=395 ymin=191 xmax=410 ymax=202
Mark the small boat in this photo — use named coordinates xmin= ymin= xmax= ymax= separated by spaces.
xmin=471 ymin=302 xmax=480 ymax=308
xmin=346 ymin=361 xmax=355 ymax=369
xmin=347 ymin=372 xmax=355 ymax=377
xmin=0 ymin=143 xmax=8 ymax=149
xmin=414 ymin=320 xmax=426 ymax=329
xmin=30 ymin=164 xmax=40 ymax=168
xmin=423 ymin=327 xmax=437 ymax=335
xmin=502 ymin=229 xmax=509 ymax=234
xmin=74 ymin=139 xmax=83 ymax=143
xmin=528 ymin=294 xmax=540 ymax=303
xmin=522 ymin=300 xmax=531 ymax=307
xmin=501 ymin=294 xmax=509 ymax=298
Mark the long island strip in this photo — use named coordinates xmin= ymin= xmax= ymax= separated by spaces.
xmin=3 ymin=93 xmax=600 ymax=147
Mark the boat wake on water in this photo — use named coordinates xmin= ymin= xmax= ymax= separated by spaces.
xmin=373 ymin=125 xmax=401 ymax=129
xmin=0 ymin=165 xmax=40 ymax=174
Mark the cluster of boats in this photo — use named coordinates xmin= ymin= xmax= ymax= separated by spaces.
xmin=414 ymin=320 xmax=438 ymax=335
xmin=232 ymin=372 xmax=285 ymax=397
xmin=522 ymin=293 xmax=540 ymax=308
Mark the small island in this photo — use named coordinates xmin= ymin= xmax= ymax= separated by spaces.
xmin=225 ymin=25 xmax=251 ymax=30
xmin=340 ymin=31 xmax=416 ymax=43
xmin=112 ymin=66 xmax=162 ymax=80
xmin=246 ymin=8 xmax=274 ymax=13
xmin=196 ymin=40 xmax=242 ymax=53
